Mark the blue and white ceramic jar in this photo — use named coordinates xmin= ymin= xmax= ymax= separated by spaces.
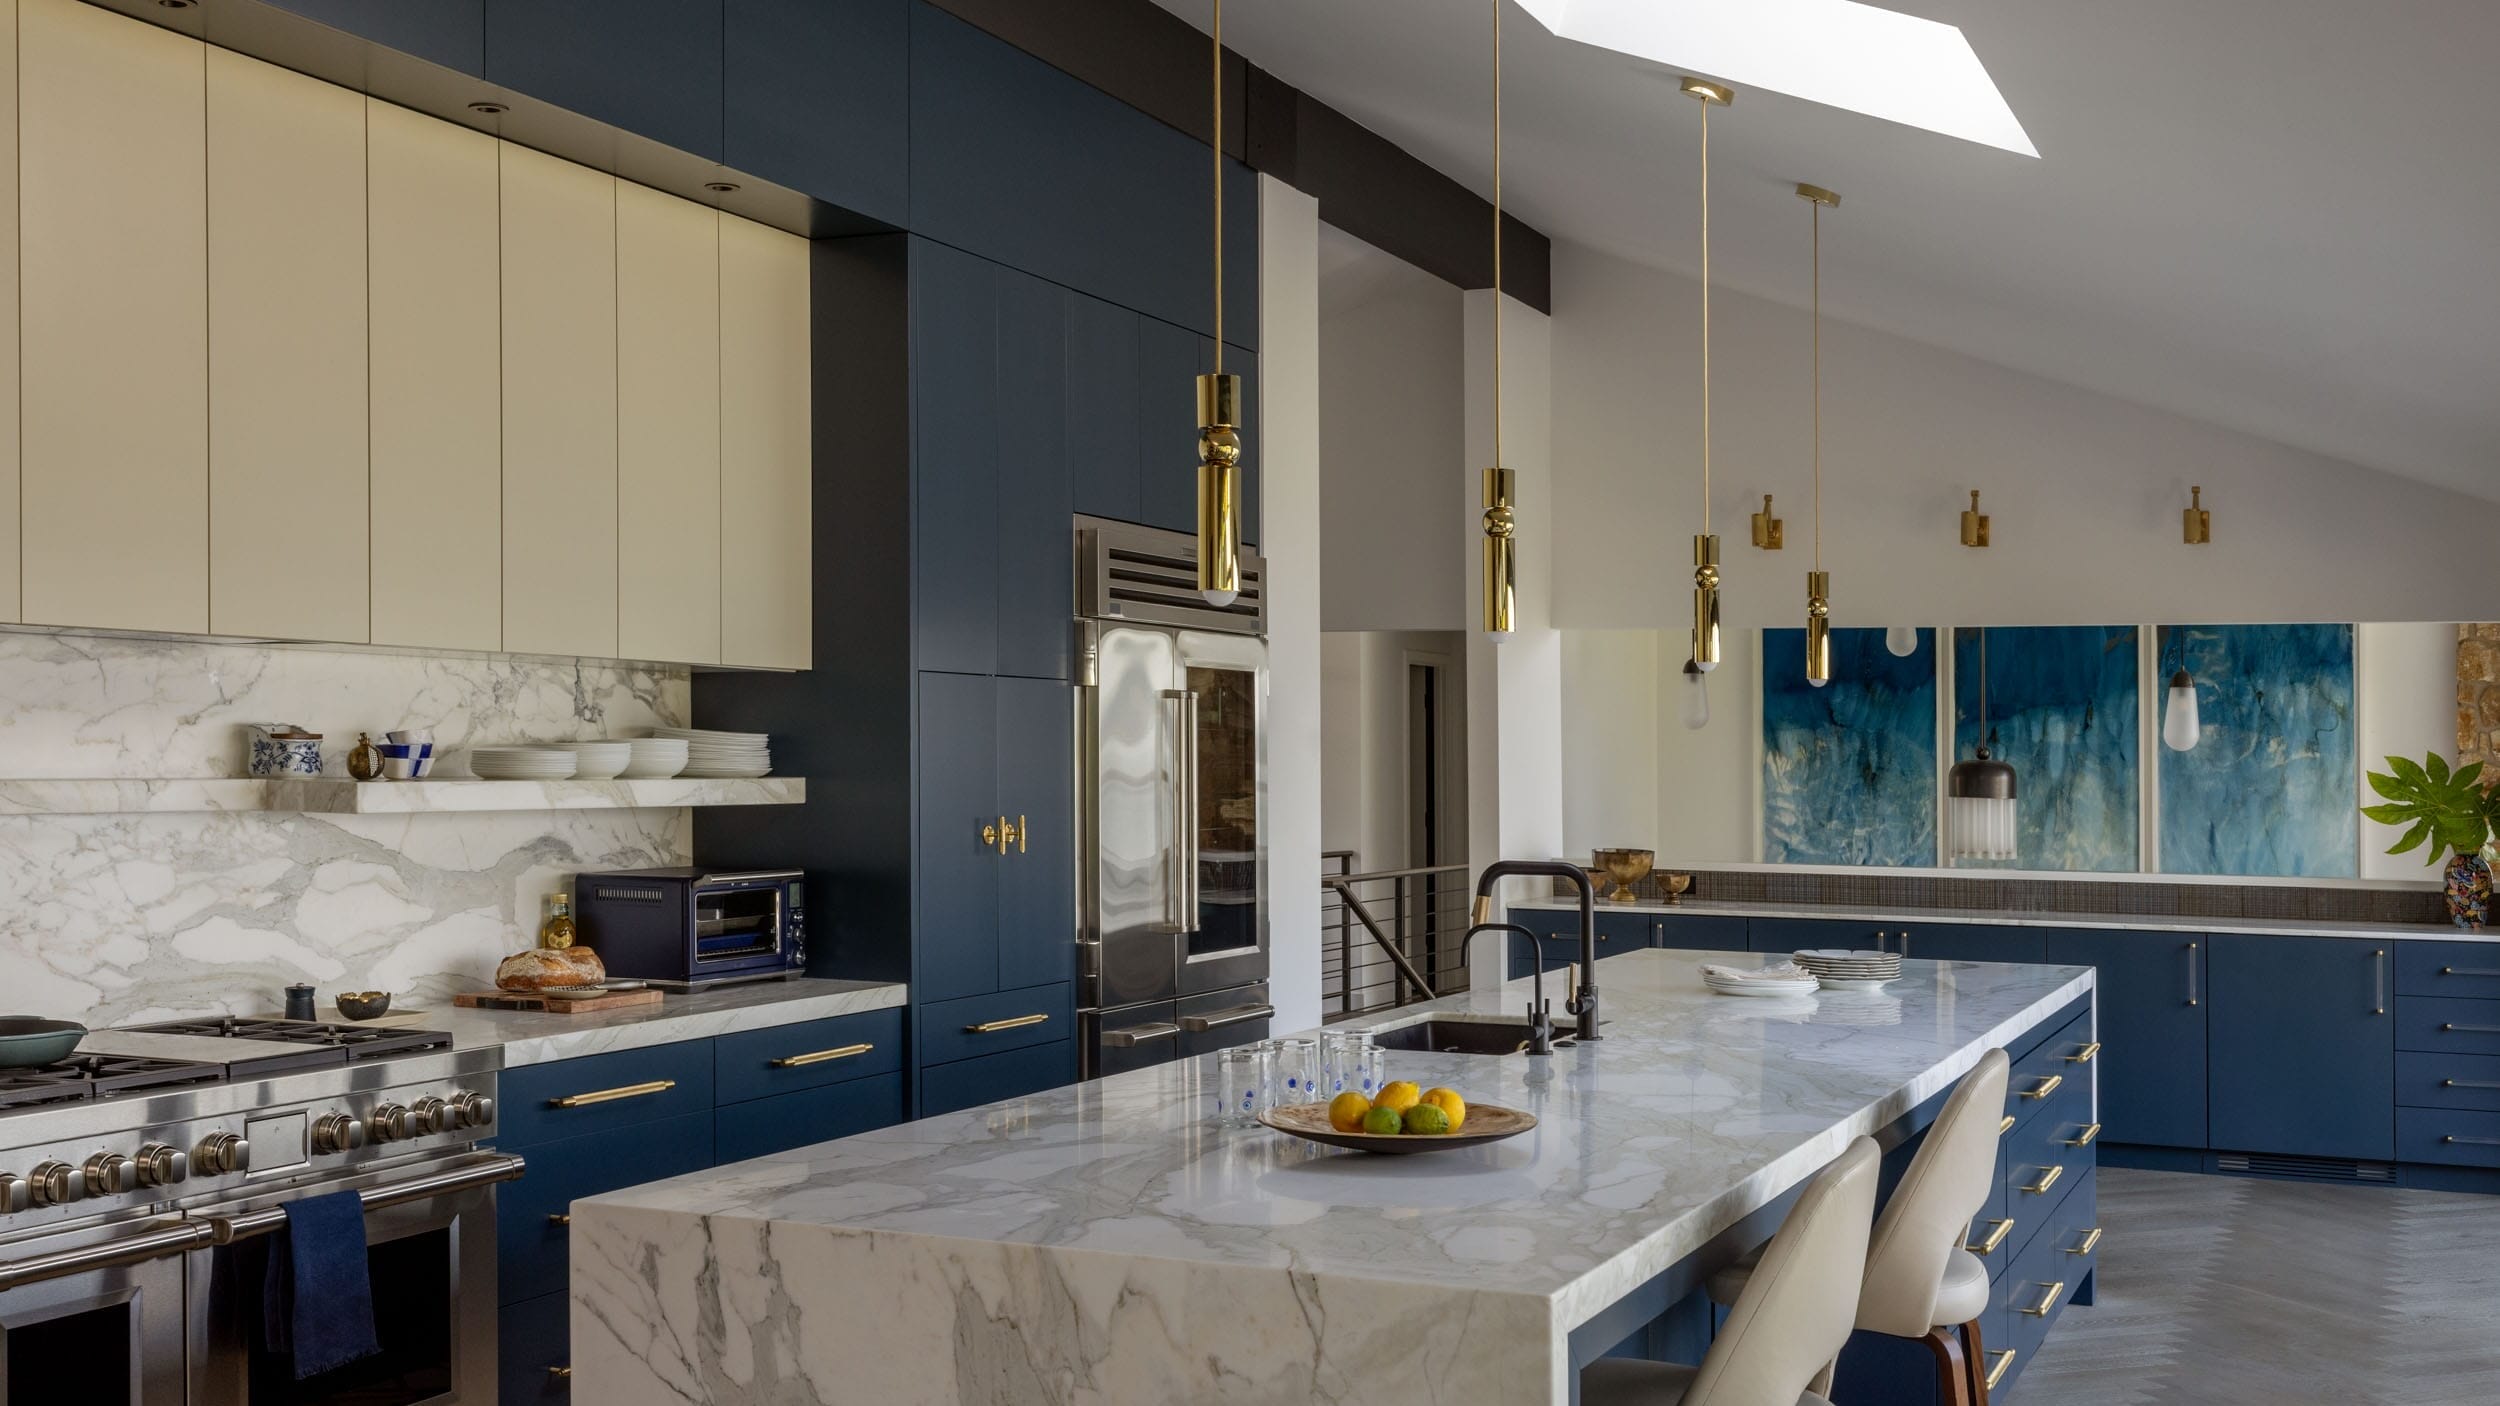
xmin=245 ymin=724 xmax=323 ymax=778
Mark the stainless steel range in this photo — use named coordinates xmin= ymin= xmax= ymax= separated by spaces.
xmin=0 ymin=1017 xmax=515 ymax=1406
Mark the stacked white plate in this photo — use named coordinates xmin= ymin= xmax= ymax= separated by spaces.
xmin=467 ymin=746 xmax=578 ymax=781
xmin=1792 ymin=949 xmax=1904 ymax=991
xmin=549 ymin=741 xmax=632 ymax=780
xmin=652 ymin=727 xmax=771 ymax=778
xmin=617 ymin=737 xmax=689 ymax=779
xmin=1700 ymin=962 xmax=1819 ymax=999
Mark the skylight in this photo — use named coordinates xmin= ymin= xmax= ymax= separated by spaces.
xmin=1513 ymin=0 xmax=2037 ymax=157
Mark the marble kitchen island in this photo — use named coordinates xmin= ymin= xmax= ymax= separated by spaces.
xmin=569 ymin=948 xmax=2094 ymax=1405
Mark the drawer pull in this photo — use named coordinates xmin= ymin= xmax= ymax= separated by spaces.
xmin=2062 ymin=1041 xmax=2101 ymax=1064
xmin=1965 ymin=1217 xmax=2016 ymax=1255
xmin=2441 ymin=967 xmax=2500 ymax=978
xmin=1985 ymin=1350 xmax=2017 ymax=1391
xmin=1998 ymin=1114 xmax=2016 ymax=1135
xmin=549 ymin=1079 xmax=676 ymax=1109
xmin=2063 ymin=1122 xmax=2102 ymax=1148
xmin=2442 ymin=1079 xmax=2500 ymax=1090
xmin=1101 ymin=1022 xmax=1182 ymax=1049
xmin=2021 ymin=1164 xmax=2065 ymax=1196
xmin=2065 ymin=1226 xmax=2104 ymax=1256
xmin=769 ymin=1043 xmax=874 ymax=1069
xmin=548 ymin=1366 xmax=573 ymax=1380
xmin=2441 ymin=1023 xmax=2500 ymax=1035
xmin=547 ymin=1213 xmax=571 ymax=1227
xmin=2017 ymin=1281 xmax=2067 ymax=1317
xmin=2442 ymin=1135 xmax=2500 ymax=1147
xmin=2020 ymin=1074 xmax=2064 ymax=1100
xmin=1179 ymin=1002 xmax=1276 ymax=1033
xmin=966 ymin=1013 xmax=1050 ymax=1034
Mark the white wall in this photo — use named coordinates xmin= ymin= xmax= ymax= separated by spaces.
xmin=2358 ymin=622 xmax=2464 ymax=880
xmin=1318 ymin=629 xmax=1468 ymax=877
xmin=1259 ymin=175 xmax=1325 ymax=1036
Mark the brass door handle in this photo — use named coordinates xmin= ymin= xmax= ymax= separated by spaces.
xmin=2063 ymin=1041 xmax=2101 ymax=1064
xmin=2021 ymin=1164 xmax=2065 ymax=1196
xmin=1998 ymin=1114 xmax=2016 ymax=1135
xmin=770 ymin=1043 xmax=873 ymax=1068
xmin=2065 ymin=1226 xmax=2104 ymax=1256
xmin=2063 ymin=1122 xmax=2102 ymax=1148
xmin=548 ymin=1365 xmax=574 ymax=1380
xmin=2020 ymin=1074 xmax=2064 ymax=1100
xmin=965 ymin=1013 xmax=1049 ymax=1034
xmin=549 ymin=1079 xmax=675 ymax=1109
xmin=547 ymin=1213 xmax=571 ymax=1227
xmin=1985 ymin=1350 xmax=2017 ymax=1391
xmin=2017 ymin=1281 xmax=2067 ymax=1317
xmin=1965 ymin=1218 xmax=2016 ymax=1255
xmin=1006 ymin=815 xmax=1026 ymax=854
xmin=981 ymin=820 xmax=1001 ymax=851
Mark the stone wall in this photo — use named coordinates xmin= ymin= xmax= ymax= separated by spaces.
xmin=2461 ymin=624 xmax=2500 ymax=775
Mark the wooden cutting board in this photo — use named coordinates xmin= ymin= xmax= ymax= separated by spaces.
xmin=453 ymin=987 xmax=664 ymax=1014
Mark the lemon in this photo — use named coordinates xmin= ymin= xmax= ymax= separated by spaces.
xmin=1421 ymin=1087 xmax=1467 ymax=1132
xmin=1360 ymin=1106 xmax=1406 ymax=1136
xmin=1402 ymin=1103 xmax=1452 ymax=1135
xmin=1375 ymin=1080 xmax=1422 ymax=1113
xmin=1328 ymin=1091 xmax=1373 ymax=1133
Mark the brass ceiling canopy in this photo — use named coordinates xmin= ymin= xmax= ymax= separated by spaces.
xmin=1680 ymin=77 xmax=1734 ymax=106
xmin=1194 ymin=0 xmax=1243 ymax=607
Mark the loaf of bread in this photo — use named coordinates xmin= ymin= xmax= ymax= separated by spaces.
xmin=494 ymin=945 xmax=607 ymax=991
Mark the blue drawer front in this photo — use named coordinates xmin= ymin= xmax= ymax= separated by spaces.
xmin=2007 ymin=1010 xmax=2094 ymax=1129
xmin=2397 ymin=1050 xmax=2500 ymax=1112
xmin=2398 ymin=1106 xmax=2500 ymax=1167
xmin=917 ymin=982 xmax=1073 ymax=1067
xmin=2398 ymin=996 xmax=2500 ymax=1056
xmin=716 ymin=1073 xmax=907 ymax=1164
xmin=2003 ymin=1071 xmax=2094 ymax=1218
xmin=496 ymin=1041 xmax=715 ymax=1149
xmin=1998 ymin=1186 xmax=2081 ymax=1363
xmin=497 ymin=1111 xmax=713 ymax=1305
xmin=1593 ymin=910 xmax=1652 ymax=947
xmin=1747 ymin=916 xmax=1884 ymax=954
xmin=921 ymin=1038 xmax=1076 ymax=1116
xmin=499 ymin=1290 xmax=572 ymax=1403
xmin=2396 ymin=943 xmax=2500 ymax=1000
xmin=1650 ymin=914 xmax=1749 ymax=952
xmin=714 ymin=1008 xmax=905 ymax=1105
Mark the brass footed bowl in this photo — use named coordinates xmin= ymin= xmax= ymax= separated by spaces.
xmin=1659 ymin=873 xmax=1693 ymax=905
xmin=1593 ymin=848 xmax=1654 ymax=904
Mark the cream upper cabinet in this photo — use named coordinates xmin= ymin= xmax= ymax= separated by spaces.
xmin=207 ymin=48 xmax=369 ymax=643
xmin=0 ymin=0 xmax=18 ymax=624
xmin=19 ymin=0 xmax=208 ymax=634
xmin=720 ymin=214 xmax=814 ymax=669
xmin=617 ymin=183 xmax=722 ymax=665
xmin=369 ymin=100 xmax=502 ymax=652
xmin=500 ymin=146 xmax=619 ymax=659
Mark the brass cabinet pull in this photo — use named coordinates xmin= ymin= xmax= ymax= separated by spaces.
xmin=2441 ymin=1023 xmax=2500 ymax=1034
xmin=549 ymin=1079 xmax=676 ymax=1109
xmin=1998 ymin=1114 xmax=2016 ymax=1135
xmin=2020 ymin=1074 xmax=2064 ymax=1100
xmin=2443 ymin=1078 xmax=2500 ymax=1090
xmin=2017 ymin=1281 xmax=2067 ymax=1317
xmin=548 ymin=1365 xmax=574 ymax=1379
xmin=2021 ymin=1164 xmax=2065 ymax=1196
xmin=2065 ymin=1226 xmax=2104 ymax=1256
xmin=547 ymin=1213 xmax=571 ymax=1227
xmin=770 ymin=1043 xmax=873 ymax=1069
xmin=2442 ymin=1134 xmax=2500 ymax=1147
xmin=2373 ymin=949 xmax=2387 ymax=1015
xmin=2442 ymin=967 xmax=2500 ymax=978
xmin=1965 ymin=1218 xmax=2016 ymax=1255
xmin=1985 ymin=1350 xmax=2017 ymax=1391
xmin=965 ymin=1013 xmax=1049 ymax=1034
xmin=1009 ymin=814 xmax=1026 ymax=854
xmin=2185 ymin=940 xmax=2199 ymax=1006
xmin=2063 ymin=1041 xmax=2101 ymax=1064
xmin=981 ymin=820 xmax=1001 ymax=850
xmin=2063 ymin=1122 xmax=2102 ymax=1148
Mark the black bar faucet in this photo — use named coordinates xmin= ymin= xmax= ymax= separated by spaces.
xmin=1459 ymin=923 xmax=1555 ymax=1056
xmin=1471 ymin=860 xmax=1601 ymax=1041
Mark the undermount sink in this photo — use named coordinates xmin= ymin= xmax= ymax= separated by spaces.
xmin=1368 ymin=1018 xmax=1573 ymax=1056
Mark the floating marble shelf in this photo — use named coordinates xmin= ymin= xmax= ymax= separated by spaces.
xmin=0 ymin=776 xmax=804 ymax=816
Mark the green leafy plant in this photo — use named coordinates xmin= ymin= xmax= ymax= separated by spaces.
xmin=2362 ymin=752 xmax=2500 ymax=866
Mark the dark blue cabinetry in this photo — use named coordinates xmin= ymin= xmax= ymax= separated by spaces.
xmin=724 ymin=0 xmax=908 ymax=223
xmin=2209 ymin=934 xmax=2394 ymax=1159
xmin=2041 ymin=928 xmax=2206 ymax=1149
xmin=487 ymin=1 xmax=724 ymax=162
xmin=911 ymin=672 xmax=1074 ymax=1004
xmin=1896 ymin=923 xmax=2045 ymax=965
xmin=1747 ymin=916 xmax=1887 ymax=954
xmin=1648 ymin=914 xmax=1749 ymax=952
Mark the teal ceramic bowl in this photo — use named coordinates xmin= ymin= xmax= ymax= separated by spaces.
xmin=0 ymin=1017 xmax=86 ymax=1068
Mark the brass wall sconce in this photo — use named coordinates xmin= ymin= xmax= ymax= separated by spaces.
xmin=2183 ymin=485 xmax=2212 ymax=544
xmin=1960 ymin=490 xmax=1990 ymax=547
xmin=1751 ymin=495 xmax=1783 ymax=549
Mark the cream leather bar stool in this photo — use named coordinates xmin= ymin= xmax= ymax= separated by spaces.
xmin=1583 ymin=1136 xmax=1880 ymax=1406
xmin=1706 ymin=1049 xmax=2013 ymax=1406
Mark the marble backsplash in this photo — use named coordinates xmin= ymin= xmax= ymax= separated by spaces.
xmin=0 ymin=629 xmax=691 ymax=1024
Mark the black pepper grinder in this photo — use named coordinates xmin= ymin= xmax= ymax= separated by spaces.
xmin=284 ymin=984 xmax=316 ymax=1021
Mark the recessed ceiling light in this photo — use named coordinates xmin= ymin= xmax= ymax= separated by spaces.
xmin=1515 ymin=0 xmax=2036 ymax=157
xmin=703 ymin=180 xmax=741 ymax=193
xmin=466 ymin=101 xmax=509 ymax=116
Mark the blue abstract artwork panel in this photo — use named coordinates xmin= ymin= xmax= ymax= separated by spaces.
xmin=1952 ymin=626 xmax=2140 ymax=871
xmin=2158 ymin=623 xmax=2356 ymax=877
xmin=1762 ymin=626 xmax=1936 ymax=866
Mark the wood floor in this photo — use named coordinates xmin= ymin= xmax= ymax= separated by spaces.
xmin=2015 ymin=1168 xmax=2500 ymax=1405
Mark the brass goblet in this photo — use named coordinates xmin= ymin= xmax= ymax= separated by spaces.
xmin=1658 ymin=873 xmax=1693 ymax=905
xmin=1593 ymin=848 xmax=1654 ymax=904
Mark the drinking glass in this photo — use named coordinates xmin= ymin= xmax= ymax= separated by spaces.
xmin=1319 ymin=1030 xmax=1375 ymax=1097
xmin=1214 ymin=1046 xmax=1269 ymax=1128
xmin=1267 ymin=1037 xmax=1321 ymax=1107
xmin=1352 ymin=1046 xmax=1387 ymax=1100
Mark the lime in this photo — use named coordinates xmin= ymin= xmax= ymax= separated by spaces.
xmin=1402 ymin=1103 xmax=1452 ymax=1135
xmin=1360 ymin=1106 xmax=1405 ymax=1136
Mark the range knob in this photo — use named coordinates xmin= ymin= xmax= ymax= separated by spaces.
xmin=136 ymin=1143 xmax=189 ymax=1187
xmin=408 ymin=1096 xmax=450 ymax=1135
xmin=0 ymin=1173 xmax=28 ymax=1214
xmin=194 ymin=1132 xmax=249 ymax=1175
xmin=84 ymin=1152 xmax=138 ymax=1197
xmin=448 ymin=1091 xmax=496 ymax=1130
xmin=312 ymin=1113 xmax=366 ymax=1155
xmin=369 ymin=1103 xmax=413 ymax=1142
xmin=28 ymin=1160 xmax=80 ymax=1206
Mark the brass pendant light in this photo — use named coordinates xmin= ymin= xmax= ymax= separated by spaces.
xmin=1798 ymin=183 xmax=1838 ymax=688
xmin=1684 ymin=77 xmax=1733 ymax=671
xmin=1479 ymin=0 xmax=1516 ymax=639
xmin=1194 ymin=0 xmax=1242 ymax=607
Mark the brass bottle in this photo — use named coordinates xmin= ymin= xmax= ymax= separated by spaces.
xmin=538 ymin=893 xmax=577 ymax=950
xmin=346 ymin=733 xmax=381 ymax=781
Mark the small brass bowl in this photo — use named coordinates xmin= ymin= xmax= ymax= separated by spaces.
xmin=335 ymin=991 xmax=392 ymax=1020
xmin=1659 ymin=873 xmax=1693 ymax=905
xmin=1593 ymin=848 xmax=1654 ymax=904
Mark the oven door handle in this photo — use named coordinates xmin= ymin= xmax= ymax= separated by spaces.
xmin=205 ymin=1152 xmax=527 ymax=1246
xmin=1179 ymin=1003 xmax=1275 ymax=1034
xmin=0 ymin=1218 xmax=212 ymax=1294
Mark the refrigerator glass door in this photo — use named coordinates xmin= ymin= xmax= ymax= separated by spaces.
xmin=1091 ymin=626 xmax=1182 ymax=1010
xmin=1175 ymin=630 xmax=1267 ymax=994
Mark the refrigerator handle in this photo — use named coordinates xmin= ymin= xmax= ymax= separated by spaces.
xmin=1163 ymin=688 xmax=1201 ymax=935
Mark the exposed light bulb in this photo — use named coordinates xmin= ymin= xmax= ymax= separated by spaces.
xmin=1201 ymin=587 xmax=1238 ymax=608
xmin=1693 ymin=657 xmax=1719 ymax=674
xmin=1681 ymin=659 xmax=1710 ymax=729
xmin=1885 ymin=625 xmax=1918 ymax=657
xmin=1808 ymin=676 xmax=1829 ymax=689
xmin=2163 ymin=669 xmax=2201 ymax=752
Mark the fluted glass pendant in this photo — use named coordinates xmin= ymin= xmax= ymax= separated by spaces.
xmin=2163 ymin=669 xmax=2202 ymax=751
xmin=1680 ymin=657 xmax=1710 ymax=730
xmin=1885 ymin=625 xmax=1919 ymax=657
xmin=1949 ymin=627 xmax=2019 ymax=862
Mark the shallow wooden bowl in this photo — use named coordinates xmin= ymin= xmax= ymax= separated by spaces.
xmin=1259 ymin=1100 xmax=1538 ymax=1155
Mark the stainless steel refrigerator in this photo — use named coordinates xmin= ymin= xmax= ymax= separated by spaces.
xmin=1075 ymin=517 xmax=1273 ymax=1077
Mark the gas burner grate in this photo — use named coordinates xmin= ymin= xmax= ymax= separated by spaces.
xmin=123 ymin=1016 xmax=454 ymax=1061
xmin=0 ymin=1053 xmax=226 ymax=1110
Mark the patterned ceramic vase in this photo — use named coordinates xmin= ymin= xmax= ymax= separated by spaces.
xmin=2445 ymin=850 xmax=2493 ymax=930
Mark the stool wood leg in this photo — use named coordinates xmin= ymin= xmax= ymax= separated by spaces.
xmin=1961 ymin=1318 xmax=1991 ymax=1406
xmin=1922 ymin=1327 xmax=1974 ymax=1406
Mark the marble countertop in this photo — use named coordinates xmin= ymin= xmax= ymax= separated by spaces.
xmin=569 ymin=948 xmax=2091 ymax=1404
xmin=356 ymin=976 xmax=906 ymax=1067
xmin=1509 ymin=895 xmax=2488 ymax=944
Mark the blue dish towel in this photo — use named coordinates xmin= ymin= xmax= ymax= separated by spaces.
xmin=261 ymin=1190 xmax=381 ymax=1379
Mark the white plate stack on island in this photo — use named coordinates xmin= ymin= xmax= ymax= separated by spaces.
xmin=1700 ymin=962 xmax=1819 ymax=998
xmin=1792 ymin=949 xmax=1904 ymax=991
xmin=654 ymin=726 xmax=772 ymax=778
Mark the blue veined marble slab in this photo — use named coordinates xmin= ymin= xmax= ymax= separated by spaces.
xmin=1762 ymin=626 xmax=1936 ymax=866
xmin=1952 ymin=626 xmax=2140 ymax=872
xmin=2158 ymin=623 xmax=2356 ymax=877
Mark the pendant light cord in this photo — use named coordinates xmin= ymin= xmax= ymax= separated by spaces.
xmin=1979 ymin=627 xmax=1991 ymax=751
xmin=1211 ymin=0 xmax=1223 ymax=376
xmin=1811 ymin=198 xmax=1821 ymax=572
xmin=1491 ymin=0 xmax=1503 ymax=472
xmin=1699 ymin=93 xmax=1711 ymax=534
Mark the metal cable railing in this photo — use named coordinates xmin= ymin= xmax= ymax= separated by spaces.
xmin=1320 ymin=853 xmax=1472 ymax=1019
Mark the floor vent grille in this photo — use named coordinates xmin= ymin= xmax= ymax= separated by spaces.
xmin=2215 ymin=1152 xmax=2397 ymax=1184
